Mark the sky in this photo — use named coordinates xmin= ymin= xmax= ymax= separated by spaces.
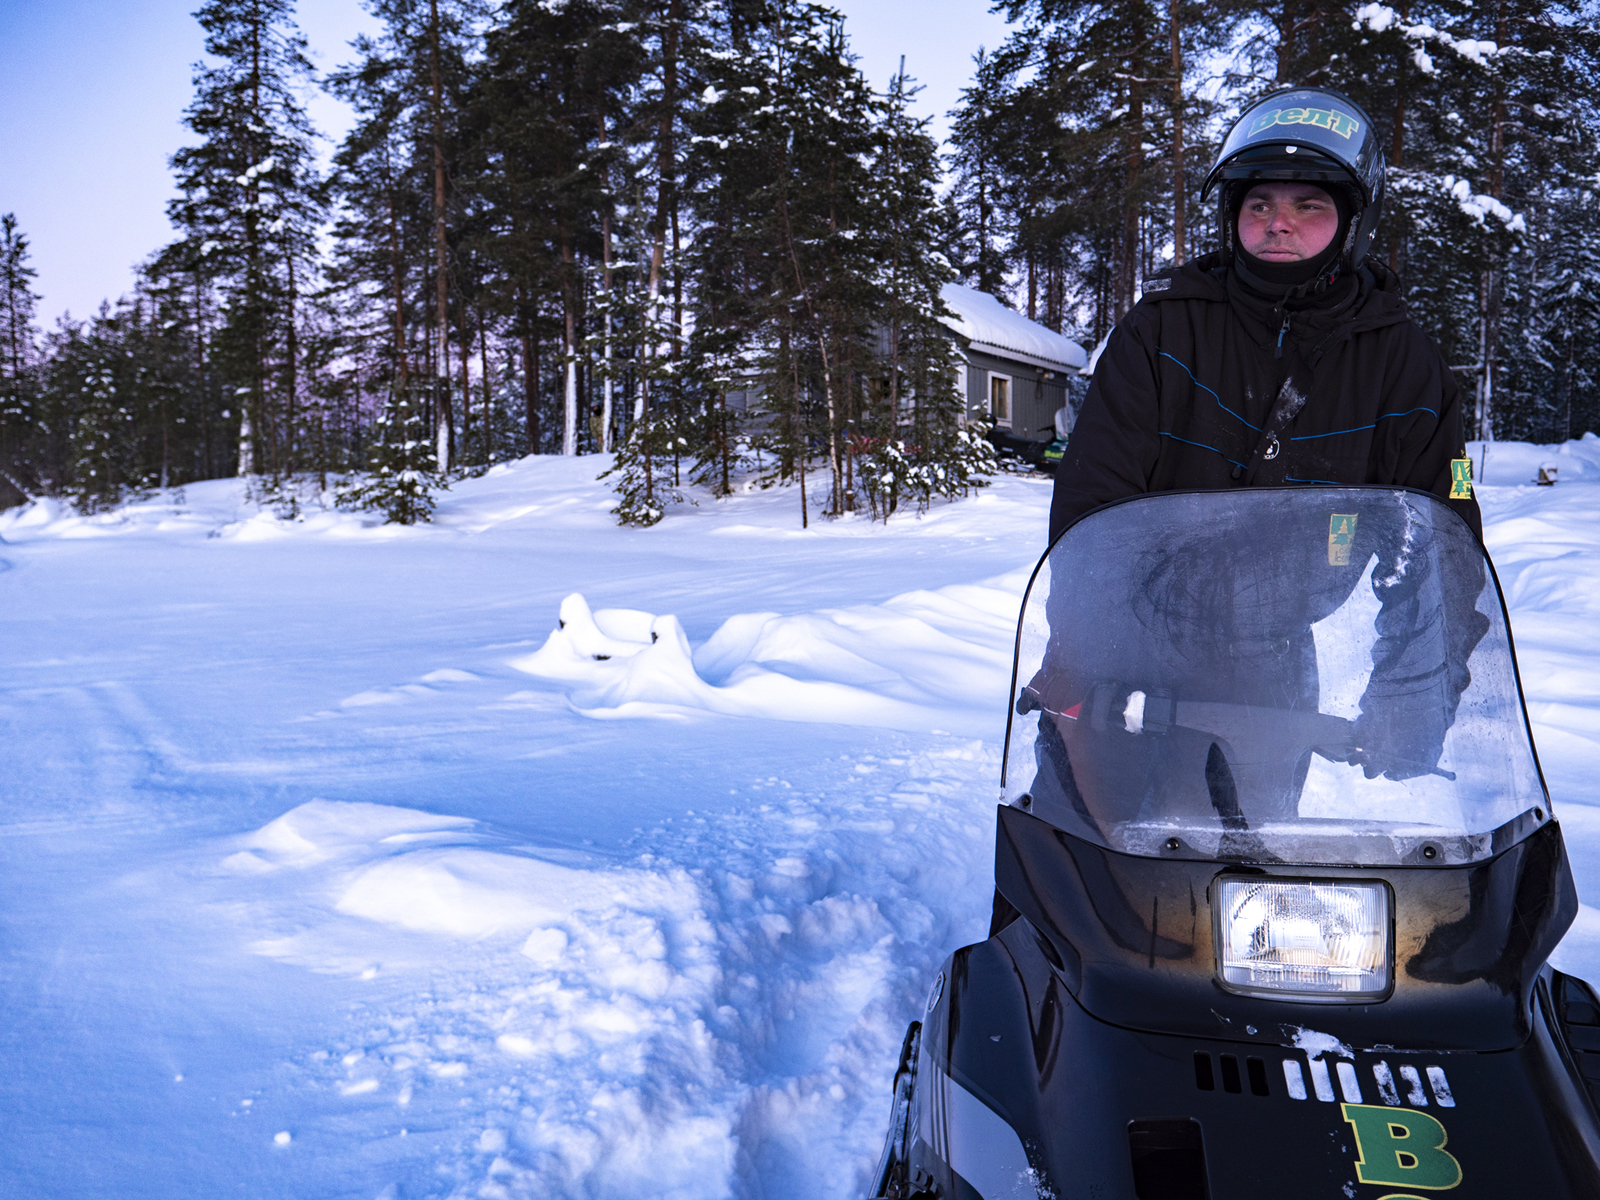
xmin=0 ymin=0 xmax=1016 ymax=327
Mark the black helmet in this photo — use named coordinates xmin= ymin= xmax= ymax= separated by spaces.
xmin=1202 ymin=87 xmax=1386 ymax=272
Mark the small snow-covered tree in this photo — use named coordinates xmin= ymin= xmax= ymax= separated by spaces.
xmin=341 ymin=383 xmax=441 ymax=524
xmin=43 ymin=313 xmax=160 ymax=514
xmin=602 ymin=410 xmax=681 ymax=526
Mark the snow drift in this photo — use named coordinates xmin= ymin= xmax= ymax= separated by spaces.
xmin=510 ymin=587 xmax=1021 ymax=731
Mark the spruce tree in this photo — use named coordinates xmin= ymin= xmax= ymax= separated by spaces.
xmin=867 ymin=64 xmax=992 ymax=518
xmin=1535 ymin=186 xmax=1600 ymax=442
xmin=0 ymin=214 xmax=40 ymax=503
xmin=168 ymin=0 xmax=324 ymax=482
xmin=340 ymin=382 xmax=440 ymax=523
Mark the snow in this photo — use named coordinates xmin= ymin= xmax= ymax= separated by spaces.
xmin=1352 ymin=4 xmax=1502 ymax=70
xmin=1446 ymin=178 xmax=1527 ymax=233
xmin=1290 ymin=1027 xmax=1356 ymax=1061
xmin=939 ymin=283 xmax=1088 ymax=372
xmin=4 ymin=444 xmax=1600 ymax=1197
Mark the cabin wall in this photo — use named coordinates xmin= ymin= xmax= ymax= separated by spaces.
xmin=962 ymin=347 xmax=1071 ymax=442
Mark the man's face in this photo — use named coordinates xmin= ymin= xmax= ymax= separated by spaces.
xmin=1237 ymin=183 xmax=1340 ymax=262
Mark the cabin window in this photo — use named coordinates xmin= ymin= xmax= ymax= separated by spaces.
xmin=990 ymin=373 xmax=1012 ymax=427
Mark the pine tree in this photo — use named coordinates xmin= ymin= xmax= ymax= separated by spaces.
xmin=1534 ymin=185 xmax=1600 ymax=443
xmin=0 ymin=214 xmax=40 ymax=502
xmin=694 ymin=1 xmax=883 ymax=519
xmin=866 ymin=64 xmax=992 ymax=518
xmin=953 ymin=0 xmax=1229 ymax=341
xmin=168 ymin=0 xmax=325 ymax=482
xmin=327 ymin=0 xmax=481 ymax=476
xmin=946 ymin=50 xmax=1012 ymax=295
xmin=40 ymin=307 xmax=164 ymax=514
xmin=466 ymin=0 xmax=646 ymax=462
xmin=1319 ymin=0 xmax=1600 ymax=440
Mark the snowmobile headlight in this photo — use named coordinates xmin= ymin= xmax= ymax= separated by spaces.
xmin=1215 ymin=878 xmax=1391 ymax=1001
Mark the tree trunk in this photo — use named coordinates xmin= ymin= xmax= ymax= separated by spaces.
xmin=561 ymin=239 xmax=578 ymax=456
xmin=1117 ymin=44 xmax=1144 ymax=319
xmin=1475 ymin=270 xmax=1493 ymax=441
xmin=241 ymin=13 xmax=263 ymax=479
xmin=1386 ymin=0 xmax=1409 ymax=272
xmin=429 ymin=0 xmax=453 ymax=474
xmin=1170 ymin=0 xmax=1186 ymax=265
xmin=601 ymin=212 xmax=615 ymax=454
xmin=480 ymin=317 xmax=492 ymax=464
xmin=643 ymin=0 xmax=683 ymax=420
xmin=459 ymin=299 xmax=472 ymax=463
xmin=1277 ymin=0 xmax=1295 ymax=82
xmin=1027 ymin=244 xmax=1037 ymax=321
xmin=284 ymin=251 xmax=299 ymax=476
xmin=1479 ymin=3 xmax=1507 ymax=442
xmin=388 ymin=170 xmax=408 ymax=393
xmin=521 ymin=317 xmax=538 ymax=454
xmin=195 ymin=273 xmax=212 ymax=479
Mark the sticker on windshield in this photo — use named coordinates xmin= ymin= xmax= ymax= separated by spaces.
xmin=1328 ymin=514 xmax=1358 ymax=566
xmin=1342 ymin=1103 xmax=1462 ymax=1190
xmin=1450 ymin=458 xmax=1474 ymax=499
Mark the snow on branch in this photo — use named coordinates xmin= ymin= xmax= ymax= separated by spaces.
xmin=1443 ymin=176 xmax=1527 ymax=233
xmin=1351 ymin=4 xmax=1501 ymax=73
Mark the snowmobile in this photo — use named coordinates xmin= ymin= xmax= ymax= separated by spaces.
xmin=869 ymin=485 xmax=1600 ymax=1199
xmin=1041 ymin=408 xmax=1075 ymax=474
xmin=986 ymin=408 xmax=1074 ymax=477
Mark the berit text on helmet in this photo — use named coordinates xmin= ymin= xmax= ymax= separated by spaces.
xmin=1250 ymin=105 xmax=1362 ymax=140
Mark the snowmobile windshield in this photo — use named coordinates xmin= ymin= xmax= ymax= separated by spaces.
xmin=1002 ymin=488 xmax=1549 ymax=867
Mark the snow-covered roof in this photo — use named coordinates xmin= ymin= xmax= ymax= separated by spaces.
xmin=938 ymin=283 xmax=1088 ymax=373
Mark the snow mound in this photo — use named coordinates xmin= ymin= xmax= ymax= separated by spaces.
xmin=1467 ymin=433 xmax=1600 ymax=487
xmin=511 ymin=585 xmax=1021 ymax=731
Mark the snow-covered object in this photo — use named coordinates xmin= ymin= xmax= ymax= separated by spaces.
xmin=938 ymin=283 xmax=1088 ymax=373
xmin=511 ymin=587 xmax=1018 ymax=730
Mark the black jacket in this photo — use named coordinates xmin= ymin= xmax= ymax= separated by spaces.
xmin=1049 ymin=253 xmax=1481 ymax=542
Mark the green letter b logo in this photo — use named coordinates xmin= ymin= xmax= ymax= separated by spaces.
xmin=1341 ymin=1103 xmax=1462 ymax=1190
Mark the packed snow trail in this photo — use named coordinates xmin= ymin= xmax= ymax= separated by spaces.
xmin=3 ymin=443 xmax=1600 ymax=1198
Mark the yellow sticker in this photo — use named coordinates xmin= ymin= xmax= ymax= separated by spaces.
xmin=1450 ymin=458 xmax=1474 ymax=500
xmin=1342 ymin=1103 xmax=1463 ymax=1191
xmin=1329 ymin=513 xmax=1358 ymax=566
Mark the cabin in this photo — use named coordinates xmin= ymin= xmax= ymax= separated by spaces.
xmin=938 ymin=283 xmax=1089 ymax=446
xmin=721 ymin=285 xmax=1089 ymax=447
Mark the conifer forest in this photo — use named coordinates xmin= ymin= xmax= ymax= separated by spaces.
xmin=1 ymin=0 xmax=1597 ymax=525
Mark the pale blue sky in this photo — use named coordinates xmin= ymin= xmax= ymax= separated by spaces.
xmin=1 ymin=0 xmax=1014 ymax=325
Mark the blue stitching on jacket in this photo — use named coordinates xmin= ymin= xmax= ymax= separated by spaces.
xmin=1289 ymin=407 xmax=1438 ymax=441
xmin=1159 ymin=431 xmax=1249 ymax=471
xmin=1157 ymin=350 xmax=1262 ymax=432
xmin=1286 ymin=475 xmax=1342 ymax=485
